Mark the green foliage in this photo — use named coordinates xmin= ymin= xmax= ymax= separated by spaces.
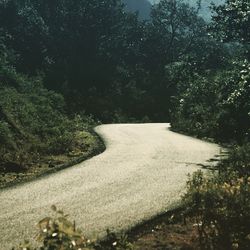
xmin=15 ymin=206 xmax=133 ymax=250
xmin=169 ymin=3 xmax=250 ymax=248
xmin=171 ymin=60 xmax=250 ymax=142
xmin=0 ymin=0 xmax=222 ymax=122
xmin=184 ymin=169 xmax=250 ymax=250
xmin=16 ymin=205 xmax=95 ymax=250
xmin=184 ymin=144 xmax=250 ymax=249
xmin=211 ymin=0 xmax=250 ymax=44
xmin=210 ymin=0 xmax=250 ymax=61
xmin=0 ymin=0 xmax=245 ymax=123
xmin=0 ymin=120 xmax=12 ymax=146
xmin=0 ymin=62 xmax=99 ymax=173
xmin=170 ymin=0 xmax=250 ymax=142
xmin=218 ymin=143 xmax=250 ymax=176
xmin=149 ymin=0 xmax=205 ymax=64
xmin=0 ymin=0 xmax=49 ymax=73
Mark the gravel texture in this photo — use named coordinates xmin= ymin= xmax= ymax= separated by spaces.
xmin=0 ymin=123 xmax=221 ymax=249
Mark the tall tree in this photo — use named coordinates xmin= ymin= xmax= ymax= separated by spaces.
xmin=211 ymin=0 xmax=250 ymax=58
xmin=211 ymin=0 xmax=250 ymax=43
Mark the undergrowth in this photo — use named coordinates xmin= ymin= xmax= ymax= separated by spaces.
xmin=184 ymin=144 xmax=250 ymax=250
xmin=0 ymin=63 xmax=100 ymax=176
xmin=14 ymin=206 xmax=132 ymax=250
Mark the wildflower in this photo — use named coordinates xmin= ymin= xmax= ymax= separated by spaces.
xmin=193 ymin=222 xmax=202 ymax=227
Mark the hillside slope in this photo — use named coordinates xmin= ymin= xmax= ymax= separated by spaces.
xmin=0 ymin=62 xmax=102 ymax=187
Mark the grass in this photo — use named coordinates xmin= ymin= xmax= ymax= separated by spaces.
xmin=0 ymin=128 xmax=105 ymax=189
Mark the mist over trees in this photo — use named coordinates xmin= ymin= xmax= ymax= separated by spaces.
xmin=123 ymin=0 xmax=152 ymax=19
xmin=148 ymin=0 xmax=225 ymax=20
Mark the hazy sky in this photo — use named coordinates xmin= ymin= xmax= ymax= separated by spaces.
xmin=147 ymin=0 xmax=225 ymax=20
xmin=148 ymin=0 xmax=158 ymax=3
xmin=148 ymin=0 xmax=224 ymax=5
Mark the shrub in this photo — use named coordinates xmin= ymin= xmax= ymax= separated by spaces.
xmin=95 ymin=230 xmax=133 ymax=250
xmin=0 ymin=120 xmax=12 ymax=146
xmin=16 ymin=205 xmax=95 ymax=250
xmin=0 ymin=65 xmax=101 ymax=174
xmin=218 ymin=143 xmax=250 ymax=176
xmin=184 ymin=170 xmax=250 ymax=250
xmin=15 ymin=206 xmax=133 ymax=250
xmin=46 ymin=131 xmax=74 ymax=155
xmin=171 ymin=60 xmax=250 ymax=143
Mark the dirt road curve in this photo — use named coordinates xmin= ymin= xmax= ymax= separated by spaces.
xmin=0 ymin=124 xmax=221 ymax=249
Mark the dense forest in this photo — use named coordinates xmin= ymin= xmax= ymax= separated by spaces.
xmin=0 ymin=0 xmax=248 ymax=135
xmin=0 ymin=0 xmax=235 ymax=122
xmin=0 ymin=0 xmax=250 ymax=248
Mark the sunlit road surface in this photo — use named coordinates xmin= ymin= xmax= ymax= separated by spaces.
xmin=0 ymin=123 xmax=221 ymax=249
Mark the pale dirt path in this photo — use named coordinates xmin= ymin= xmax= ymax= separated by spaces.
xmin=0 ymin=124 xmax=221 ymax=249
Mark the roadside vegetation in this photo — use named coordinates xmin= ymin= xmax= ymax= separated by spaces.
xmin=0 ymin=59 xmax=103 ymax=187
xmin=169 ymin=1 xmax=250 ymax=249
xmin=0 ymin=0 xmax=249 ymax=249
xmin=15 ymin=205 xmax=133 ymax=250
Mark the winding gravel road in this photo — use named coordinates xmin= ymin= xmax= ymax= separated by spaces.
xmin=0 ymin=123 xmax=221 ymax=249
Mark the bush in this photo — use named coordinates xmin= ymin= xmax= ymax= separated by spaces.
xmin=184 ymin=169 xmax=250 ymax=249
xmin=15 ymin=206 xmax=133 ymax=250
xmin=218 ymin=143 xmax=250 ymax=176
xmin=0 ymin=65 xmax=100 ymax=174
xmin=171 ymin=60 xmax=250 ymax=143
xmin=0 ymin=120 xmax=12 ymax=146
xmin=16 ymin=205 xmax=95 ymax=250
xmin=95 ymin=230 xmax=133 ymax=250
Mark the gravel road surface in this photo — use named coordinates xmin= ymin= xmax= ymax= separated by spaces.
xmin=0 ymin=123 xmax=221 ymax=249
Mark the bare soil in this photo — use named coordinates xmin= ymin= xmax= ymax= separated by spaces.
xmin=130 ymin=209 xmax=200 ymax=250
